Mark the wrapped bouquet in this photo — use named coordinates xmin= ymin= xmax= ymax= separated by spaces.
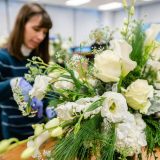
xmin=4 ymin=1 xmax=160 ymax=160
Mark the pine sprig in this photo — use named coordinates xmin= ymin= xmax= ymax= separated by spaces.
xmin=50 ymin=115 xmax=116 ymax=160
xmin=121 ymin=21 xmax=146 ymax=88
xmin=143 ymin=116 xmax=160 ymax=155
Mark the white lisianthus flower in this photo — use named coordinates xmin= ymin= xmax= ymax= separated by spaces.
xmin=110 ymin=39 xmax=137 ymax=76
xmin=94 ymin=50 xmax=121 ymax=82
xmin=101 ymin=92 xmax=128 ymax=123
xmin=29 ymin=75 xmax=51 ymax=100
xmin=123 ymin=79 xmax=153 ymax=114
xmin=145 ymin=24 xmax=160 ymax=44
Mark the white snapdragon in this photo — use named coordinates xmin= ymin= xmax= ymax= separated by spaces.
xmin=29 ymin=75 xmax=51 ymax=100
xmin=55 ymin=102 xmax=78 ymax=120
xmin=123 ymin=79 xmax=153 ymax=114
xmin=53 ymin=77 xmax=74 ymax=90
xmin=101 ymin=92 xmax=128 ymax=123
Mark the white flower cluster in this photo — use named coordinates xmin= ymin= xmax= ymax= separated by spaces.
xmin=116 ymin=114 xmax=147 ymax=156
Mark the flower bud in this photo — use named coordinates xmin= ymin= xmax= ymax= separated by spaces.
xmin=0 ymin=138 xmax=18 ymax=153
xmin=33 ymin=124 xmax=44 ymax=136
xmin=51 ymin=127 xmax=63 ymax=137
xmin=34 ymin=131 xmax=50 ymax=148
xmin=21 ymin=147 xmax=35 ymax=159
xmin=45 ymin=118 xmax=60 ymax=129
xmin=122 ymin=0 xmax=127 ymax=8
xmin=123 ymin=18 xmax=128 ymax=25
xmin=0 ymin=140 xmax=10 ymax=153
xmin=130 ymin=6 xmax=135 ymax=16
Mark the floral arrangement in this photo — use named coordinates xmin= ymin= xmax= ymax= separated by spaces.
xmin=2 ymin=1 xmax=160 ymax=160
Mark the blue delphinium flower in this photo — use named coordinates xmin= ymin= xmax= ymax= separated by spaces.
xmin=31 ymin=97 xmax=43 ymax=118
xmin=18 ymin=78 xmax=32 ymax=102
xmin=46 ymin=107 xmax=57 ymax=119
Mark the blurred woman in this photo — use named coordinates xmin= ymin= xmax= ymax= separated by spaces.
xmin=0 ymin=3 xmax=52 ymax=140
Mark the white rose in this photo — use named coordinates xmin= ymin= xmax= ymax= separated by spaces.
xmin=123 ymin=79 xmax=153 ymax=114
xmin=29 ymin=75 xmax=51 ymax=100
xmin=94 ymin=50 xmax=121 ymax=82
xmin=110 ymin=39 xmax=137 ymax=76
xmin=145 ymin=24 xmax=160 ymax=44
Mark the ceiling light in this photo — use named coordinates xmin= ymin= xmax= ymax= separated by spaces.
xmin=65 ymin=0 xmax=91 ymax=6
xmin=98 ymin=2 xmax=123 ymax=11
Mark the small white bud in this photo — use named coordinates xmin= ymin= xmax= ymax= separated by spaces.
xmin=51 ymin=127 xmax=63 ymax=137
xmin=21 ymin=147 xmax=35 ymax=159
xmin=45 ymin=118 xmax=60 ymax=129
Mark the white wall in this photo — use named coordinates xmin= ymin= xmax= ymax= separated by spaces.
xmin=101 ymin=11 xmax=113 ymax=27
xmin=101 ymin=2 xmax=160 ymax=31
xmin=138 ymin=2 xmax=160 ymax=24
xmin=0 ymin=0 xmax=101 ymax=46
xmin=45 ymin=5 xmax=74 ymax=41
xmin=74 ymin=9 xmax=101 ymax=46
xmin=0 ymin=0 xmax=8 ymax=37
xmin=1 ymin=0 xmax=160 ymax=46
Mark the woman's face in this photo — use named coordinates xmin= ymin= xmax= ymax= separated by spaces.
xmin=24 ymin=15 xmax=48 ymax=49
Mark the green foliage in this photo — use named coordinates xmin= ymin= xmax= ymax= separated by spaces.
xmin=143 ymin=116 xmax=160 ymax=155
xmin=121 ymin=21 xmax=146 ymax=88
xmin=49 ymin=115 xmax=116 ymax=160
xmin=25 ymin=57 xmax=48 ymax=82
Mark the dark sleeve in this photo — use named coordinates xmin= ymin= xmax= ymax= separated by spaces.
xmin=0 ymin=50 xmax=13 ymax=101
xmin=0 ymin=79 xmax=12 ymax=101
